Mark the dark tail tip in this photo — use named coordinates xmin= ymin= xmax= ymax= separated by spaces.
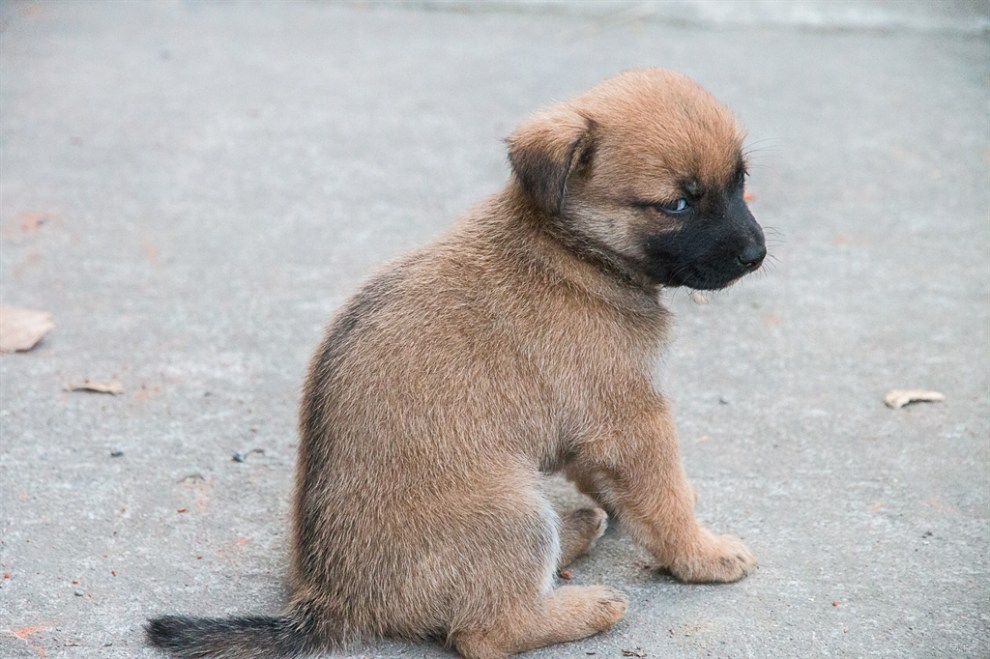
xmin=146 ymin=613 xmax=317 ymax=658
xmin=145 ymin=615 xmax=200 ymax=651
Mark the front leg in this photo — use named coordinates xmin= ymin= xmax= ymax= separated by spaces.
xmin=565 ymin=396 xmax=755 ymax=583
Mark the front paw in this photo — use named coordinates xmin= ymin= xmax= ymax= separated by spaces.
xmin=666 ymin=529 xmax=756 ymax=583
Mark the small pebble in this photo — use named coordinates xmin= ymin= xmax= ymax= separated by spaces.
xmin=74 ymin=590 xmax=84 ymax=597
xmin=110 ymin=447 xmax=124 ymax=458
xmin=232 ymin=452 xmax=246 ymax=463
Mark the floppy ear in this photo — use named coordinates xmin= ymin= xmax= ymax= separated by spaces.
xmin=506 ymin=105 xmax=595 ymax=215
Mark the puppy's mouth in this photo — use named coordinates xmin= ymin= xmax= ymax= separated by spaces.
xmin=675 ymin=272 xmax=740 ymax=291
xmin=676 ymin=264 xmax=758 ymax=291
xmin=639 ymin=222 xmax=767 ymax=291
xmin=660 ymin=251 xmax=765 ymax=290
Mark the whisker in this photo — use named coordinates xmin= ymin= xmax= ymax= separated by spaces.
xmin=743 ymin=139 xmax=783 ymax=159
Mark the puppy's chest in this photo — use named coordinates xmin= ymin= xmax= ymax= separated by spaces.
xmin=537 ymin=308 xmax=668 ymax=468
xmin=539 ymin=301 xmax=667 ymax=375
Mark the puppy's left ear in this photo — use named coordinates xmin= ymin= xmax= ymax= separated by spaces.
xmin=506 ymin=105 xmax=595 ymax=216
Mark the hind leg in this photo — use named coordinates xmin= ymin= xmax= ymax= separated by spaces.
xmin=445 ymin=483 xmax=624 ymax=659
xmin=453 ymin=585 xmax=627 ymax=659
xmin=558 ymin=507 xmax=608 ymax=569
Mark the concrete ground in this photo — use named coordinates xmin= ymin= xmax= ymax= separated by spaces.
xmin=1 ymin=1 xmax=988 ymax=657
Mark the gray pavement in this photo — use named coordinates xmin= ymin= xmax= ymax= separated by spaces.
xmin=1 ymin=1 xmax=988 ymax=657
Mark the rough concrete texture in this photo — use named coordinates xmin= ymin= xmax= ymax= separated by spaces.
xmin=1 ymin=1 xmax=987 ymax=657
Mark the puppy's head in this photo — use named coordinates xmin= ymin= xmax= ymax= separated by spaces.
xmin=507 ymin=68 xmax=766 ymax=291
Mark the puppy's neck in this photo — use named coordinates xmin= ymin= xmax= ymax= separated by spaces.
xmin=501 ymin=184 xmax=660 ymax=298
xmin=490 ymin=185 xmax=663 ymax=311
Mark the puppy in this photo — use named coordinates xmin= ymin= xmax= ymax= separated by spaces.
xmin=147 ymin=68 xmax=766 ymax=659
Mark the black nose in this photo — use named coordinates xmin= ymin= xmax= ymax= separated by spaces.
xmin=737 ymin=243 xmax=767 ymax=269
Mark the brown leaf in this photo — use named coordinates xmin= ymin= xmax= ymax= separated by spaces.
xmin=0 ymin=306 xmax=54 ymax=353
xmin=64 ymin=379 xmax=124 ymax=395
xmin=883 ymin=389 xmax=944 ymax=409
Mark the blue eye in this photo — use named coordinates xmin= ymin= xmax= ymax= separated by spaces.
xmin=657 ymin=198 xmax=689 ymax=214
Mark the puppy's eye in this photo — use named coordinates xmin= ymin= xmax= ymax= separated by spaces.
xmin=656 ymin=198 xmax=689 ymax=214
xmin=631 ymin=198 xmax=692 ymax=215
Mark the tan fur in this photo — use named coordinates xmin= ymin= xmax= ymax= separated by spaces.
xmin=290 ymin=68 xmax=758 ymax=659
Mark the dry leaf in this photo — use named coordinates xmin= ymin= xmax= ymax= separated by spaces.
xmin=0 ymin=305 xmax=54 ymax=352
xmin=883 ymin=389 xmax=944 ymax=409
xmin=65 ymin=379 xmax=124 ymax=395
xmin=689 ymin=291 xmax=709 ymax=305
xmin=622 ymin=650 xmax=646 ymax=658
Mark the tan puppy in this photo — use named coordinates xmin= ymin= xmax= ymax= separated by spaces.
xmin=148 ymin=68 xmax=766 ymax=659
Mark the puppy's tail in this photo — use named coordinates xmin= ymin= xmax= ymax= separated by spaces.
xmin=146 ymin=603 xmax=322 ymax=659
